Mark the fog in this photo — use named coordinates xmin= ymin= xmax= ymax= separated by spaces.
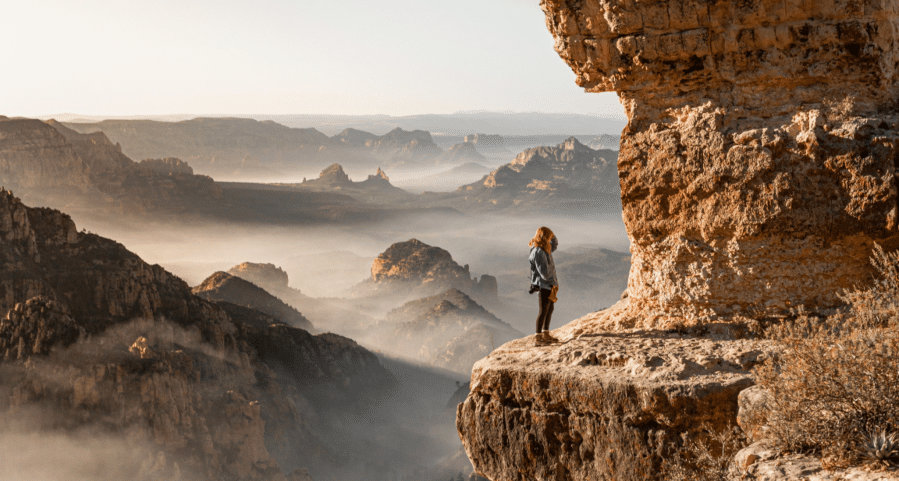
xmin=4 ymin=156 xmax=632 ymax=481
xmin=45 ymin=204 xmax=629 ymax=479
xmin=76 ymin=210 xmax=630 ymax=323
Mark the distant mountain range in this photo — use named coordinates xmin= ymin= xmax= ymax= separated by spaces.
xmin=420 ymin=137 xmax=622 ymax=214
xmin=55 ymin=112 xmax=626 ymax=137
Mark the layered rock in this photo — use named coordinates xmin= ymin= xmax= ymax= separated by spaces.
xmin=0 ymin=118 xmax=222 ymax=216
xmin=539 ymin=0 xmax=899 ymax=326
xmin=457 ymin=328 xmax=765 ymax=480
xmin=227 ymin=262 xmax=297 ymax=297
xmin=0 ymin=118 xmax=92 ymax=191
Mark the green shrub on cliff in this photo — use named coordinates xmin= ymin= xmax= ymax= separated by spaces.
xmin=755 ymin=244 xmax=899 ymax=467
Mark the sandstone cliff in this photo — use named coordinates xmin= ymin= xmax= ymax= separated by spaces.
xmin=227 ymin=262 xmax=299 ymax=298
xmin=540 ymin=0 xmax=899 ymax=327
xmin=0 ymin=189 xmax=394 ymax=481
xmin=457 ymin=1 xmax=899 ymax=480
xmin=0 ymin=117 xmax=93 ymax=192
xmin=0 ymin=118 xmax=222 ymax=217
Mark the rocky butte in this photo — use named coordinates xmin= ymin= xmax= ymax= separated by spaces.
xmin=457 ymin=1 xmax=899 ymax=480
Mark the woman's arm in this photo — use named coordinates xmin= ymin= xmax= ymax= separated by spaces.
xmin=533 ymin=248 xmax=552 ymax=284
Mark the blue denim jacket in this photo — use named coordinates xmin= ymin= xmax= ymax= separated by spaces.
xmin=529 ymin=236 xmax=558 ymax=290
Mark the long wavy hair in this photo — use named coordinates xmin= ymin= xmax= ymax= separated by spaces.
xmin=529 ymin=226 xmax=555 ymax=254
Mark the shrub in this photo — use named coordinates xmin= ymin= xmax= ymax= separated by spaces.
xmin=754 ymin=244 xmax=899 ymax=467
xmin=660 ymin=424 xmax=746 ymax=481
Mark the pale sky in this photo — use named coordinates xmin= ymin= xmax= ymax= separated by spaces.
xmin=1 ymin=0 xmax=625 ymax=118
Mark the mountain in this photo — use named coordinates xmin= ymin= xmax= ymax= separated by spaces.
xmin=421 ymin=137 xmax=621 ymax=214
xmin=0 ymin=188 xmax=395 ymax=481
xmin=62 ymin=117 xmax=335 ymax=179
xmin=355 ymin=239 xmax=498 ymax=305
xmin=63 ymin=119 xmax=448 ymax=179
xmin=281 ymin=163 xmax=413 ymax=204
xmin=192 ymin=271 xmax=314 ymax=332
xmin=434 ymin=142 xmax=485 ymax=164
xmin=0 ymin=117 xmax=223 ymax=218
xmin=0 ymin=117 xmax=93 ymax=193
xmin=373 ymin=289 xmax=523 ymax=375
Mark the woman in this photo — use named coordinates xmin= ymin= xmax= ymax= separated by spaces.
xmin=529 ymin=226 xmax=559 ymax=341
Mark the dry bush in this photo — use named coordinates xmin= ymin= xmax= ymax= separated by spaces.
xmin=660 ymin=424 xmax=746 ymax=481
xmin=823 ymin=95 xmax=856 ymax=122
xmin=754 ymin=245 xmax=899 ymax=466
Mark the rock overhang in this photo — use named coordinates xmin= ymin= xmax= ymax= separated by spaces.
xmin=541 ymin=0 xmax=899 ymax=114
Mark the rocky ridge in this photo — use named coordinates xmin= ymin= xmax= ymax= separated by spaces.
xmin=540 ymin=0 xmax=899 ymax=326
xmin=192 ymin=271 xmax=314 ymax=332
xmin=375 ymin=289 xmax=522 ymax=375
xmin=425 ymin=137 xmax=620 ymax=213
xmin=0 ymin=189 xmax=392 ymax=481
xmin=0 ymin=118 xmax=222 ymax=217
xmin=287 ymin=163 xmax=413 ymax=204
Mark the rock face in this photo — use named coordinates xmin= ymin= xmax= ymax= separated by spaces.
xmin=139 ymin=157 xmax=195 ymax=175
xmin=0 ymin=118 xmax=222 ymax=217
xmin=0 ymin=118 xmax=93 ymax=191
xmin=227 ymin=262 xmax=296 ymax=296
xmin=456 ymin=326 xmax=765 ymax=481
xmin=363 ymin=239 xmax=498 ymax=302
xmin=0 ymin=189 xmax=392 ymax=481
xmin=539 ymin=0 xmax=899 ymax=326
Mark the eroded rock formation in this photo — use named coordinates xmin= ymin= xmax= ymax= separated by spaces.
xmin=458 ymin=2 xmax=899 ymax=481
xmin=425 ymin=137 xmax=620 ymax=213
xmin=360 ymin=239 xmax=499 ymax=303
xmin=540 ymin=0 xmax=899 ymax=327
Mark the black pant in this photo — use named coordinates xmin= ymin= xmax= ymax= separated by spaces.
xmin=536 ymin=288 xmax=554 ymax=333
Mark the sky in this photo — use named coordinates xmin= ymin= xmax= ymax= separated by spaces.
xmin=0 ymin=0 xmax=625 ymax=118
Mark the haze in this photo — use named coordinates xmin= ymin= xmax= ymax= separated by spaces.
xmin=2 ymin=0 xmax=625 ymax=118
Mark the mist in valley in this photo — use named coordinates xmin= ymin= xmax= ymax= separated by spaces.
xmin=42 ymin=178 xmax=631 ymax=481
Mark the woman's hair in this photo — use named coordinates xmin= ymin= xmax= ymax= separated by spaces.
xmin=529 ymin=226 xmax=555 ymax=253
